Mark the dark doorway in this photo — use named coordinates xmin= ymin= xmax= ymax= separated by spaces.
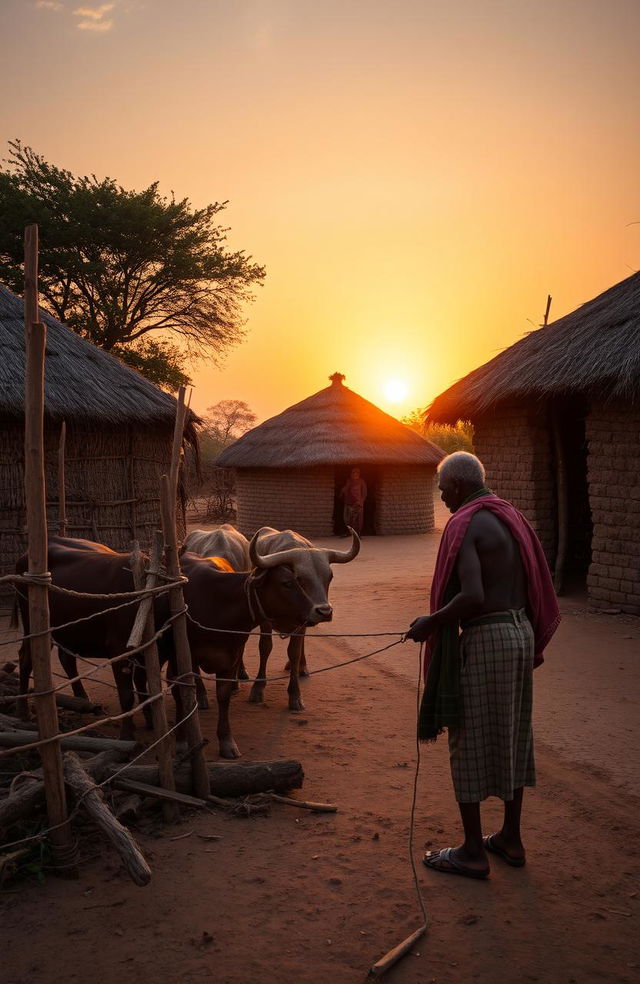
xmin=551 ymin=396 xmax=592 ymax=594
xmin=333 ymin=465 xmax=378 ymax=536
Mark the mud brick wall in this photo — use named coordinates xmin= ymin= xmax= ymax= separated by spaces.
xmin=235 ymin=467 xmax=335 ymax=538
xmin=473 ymin=407 xmax=556 ymax=562
xmin=586 ymin=403 xmax=640 ymax=615
xmin=375 ymin=465 xmax=436 ymax=534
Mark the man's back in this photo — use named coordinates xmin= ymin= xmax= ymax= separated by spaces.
xmin=465 ymin=509 xmax=528 ymax=613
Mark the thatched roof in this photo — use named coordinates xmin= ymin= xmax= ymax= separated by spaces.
xmin=0 ymin=284 xmax=187 ymax=426
xmin=428 ymin=271 xmax=640 ymax=422
xmin=216 ymin=374 xmax=444 ymax=468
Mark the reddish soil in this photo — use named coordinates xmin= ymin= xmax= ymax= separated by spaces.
xmin=2 ymin=499 xmax=639 ymax=984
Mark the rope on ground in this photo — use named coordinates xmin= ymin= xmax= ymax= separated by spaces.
xmin=409 ymin=642 xmax=428 ymax=927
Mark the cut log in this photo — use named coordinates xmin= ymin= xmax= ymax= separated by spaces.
xmin=107 ymin=759 xmax=304 ymax=798
xmin=53 ymin=693 xmax=103 ymax=714
xmin=0 ymin=713 xmax=38 ymax=732
xmin=0 ymin=776 xmax=45 ymax=829
xmin=0 ymin=731 xmax=136 ymax=754
xmin=0 ymin=750 xmax=126 ymax=833
xmin=63 ymin=753 xmax=151 ymax=887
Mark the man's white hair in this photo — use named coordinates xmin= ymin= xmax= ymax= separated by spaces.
xmin=437 ymin=451 xmax=486 ymax=486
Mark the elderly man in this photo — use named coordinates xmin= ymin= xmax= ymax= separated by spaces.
xmin=406 ymin=452 xmax=560 ymax=879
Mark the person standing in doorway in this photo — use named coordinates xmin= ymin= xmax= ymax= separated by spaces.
xmin=340 ymin=467 xmax=367 ymax=536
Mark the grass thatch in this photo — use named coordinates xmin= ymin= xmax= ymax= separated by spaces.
xmin=428 ymin=271 xmax=640 ymax=422
xmin=0 ymin=284 xmax=186 ymax=426
xmin=0 ymin=284 xmax=197 ymax=582
xmin=216 ymin=376 xmax=444 ymax=467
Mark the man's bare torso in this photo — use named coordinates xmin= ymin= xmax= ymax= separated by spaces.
xmin=460 ymin=510 xmax=528 ymax=614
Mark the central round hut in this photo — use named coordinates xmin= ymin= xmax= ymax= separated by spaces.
xmin=216 ymin=373 xmax=444 ymax=537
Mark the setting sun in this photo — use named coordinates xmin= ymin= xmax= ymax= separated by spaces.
xmin=383 ymin=379 xmax=409 ymax=404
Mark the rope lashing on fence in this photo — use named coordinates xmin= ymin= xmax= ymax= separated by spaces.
xmin=0 ymin=668 xmax=197 ymax=758
xmin=0 ymin=698 xmax=201 ymax=854
xmin=21 ymin=571 xmax=52 ymax=585
xmin=0 ymin=571 xmax=187 ymax=598
xmin=1 ymin=585 xmax=186 ymax=649
xmin=0 ymin=608 xmax=188 ymax=707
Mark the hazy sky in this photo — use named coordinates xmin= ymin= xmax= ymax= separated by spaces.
xmin=2 ymin=0 xmax=639 ymax=421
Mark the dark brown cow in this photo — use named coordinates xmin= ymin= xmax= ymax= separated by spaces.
xmin=16 ymin=534 xmax=329 ymax=758
xmin=15 ymin=537 xmax=149 ymax=740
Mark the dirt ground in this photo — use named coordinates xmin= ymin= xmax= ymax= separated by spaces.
xmin=2 ymin=498 xmax=640 ymax=984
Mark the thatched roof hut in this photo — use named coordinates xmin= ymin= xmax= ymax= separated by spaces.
xmin=0 ymin=284 xmax=195 ymax=581
xmin=217 ymin=373 xmax=444 ymax=536
xmin=428 ymin=271 xmax=640 ymax=614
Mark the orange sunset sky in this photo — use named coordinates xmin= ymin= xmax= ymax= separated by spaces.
xmin=1 ymin=0 xmax=639 ymax=422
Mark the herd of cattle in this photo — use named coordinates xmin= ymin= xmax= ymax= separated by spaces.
xmin=14 ymin=524 xmax=360 ymax=759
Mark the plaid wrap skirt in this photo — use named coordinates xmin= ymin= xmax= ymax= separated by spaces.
xmin=448 ymin=609 xmax=535 ymax=802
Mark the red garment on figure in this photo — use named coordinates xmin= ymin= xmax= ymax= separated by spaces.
xmin=343 ymin=478 xmax=366 ymax=505
xmin=424 ymin=494 xmax=560 ymax=679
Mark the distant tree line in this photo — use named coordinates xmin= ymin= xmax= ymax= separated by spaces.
xmin=402 ymin=408 xmax=474 ymax=454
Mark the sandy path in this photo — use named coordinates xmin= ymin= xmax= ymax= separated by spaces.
xmin=2 ymin=501 xmax=640 ymax=983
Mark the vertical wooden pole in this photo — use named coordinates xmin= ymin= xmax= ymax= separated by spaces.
xmin=58 ymin=421 xmax=67 ymax=536
xmin=160 ymin=387 xmax=209 ymax=799
xmin=129 ymin=534 xmax=179 ymax=823
xmin=23 ymin=224 xmax=76 ymax=866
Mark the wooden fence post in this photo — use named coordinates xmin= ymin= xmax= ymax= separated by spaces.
xmin=128 ymin=534 xmax=179 ymax=822
xmin=160 ymin=387 xmax=209 ymax=799
xmin=23 ymin=224 xmax=76 ymax=870
xmin=58 ymin=421 xmax=67 ymax=536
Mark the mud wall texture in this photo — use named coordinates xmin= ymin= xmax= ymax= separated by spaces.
xmin=472 ymin=406 xmax=556 ymax=562
xmin=374 ymin=465 xmax=436 ymax=534
xmin=586 ymin=403 xmax=640 ymax=615
xmin=235 ymin=467 xmax=335 ymax=538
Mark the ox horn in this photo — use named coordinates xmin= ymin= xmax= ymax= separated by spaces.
xmin=249 ymin=530 xmax=303 ymax=569
xmin=325 ymin=527 xmax=360 ymax=564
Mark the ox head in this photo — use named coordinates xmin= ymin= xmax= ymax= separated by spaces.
xmin=248 ymin=528 xmax=360 ymax=631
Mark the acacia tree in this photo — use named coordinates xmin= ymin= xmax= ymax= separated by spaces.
xmin=0 ymin=141 xmax=265 ymax=389
xmin=201 ymin=399 xmax=258 ymax=457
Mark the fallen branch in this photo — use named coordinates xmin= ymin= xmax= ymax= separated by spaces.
xmin=63 ymin=753 xmax=151 ymax=887
xmin=111 ymin=777 xmax=208 ymax=809
xmin=269 ymin=793 xmax=337 ymax=813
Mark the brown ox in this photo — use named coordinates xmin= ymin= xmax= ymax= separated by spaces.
xmin=16 ymin=534 xmax=332 ymax=758
xmin=15 ymin=537 xmax=150 ymax=740
xmin=246 ymin=527 xmax=360 ymax=711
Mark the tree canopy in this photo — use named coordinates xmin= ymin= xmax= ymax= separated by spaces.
xmin=200 ymin=399 xmax=258 ymax=460
xmin=0 ymin=140 xmax=265 ymax=389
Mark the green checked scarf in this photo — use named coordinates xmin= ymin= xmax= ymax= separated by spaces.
xmin=417 ymin=572 xmax=461 ymax=741
xmin=417 ymin=487 xmax=493 ymax=742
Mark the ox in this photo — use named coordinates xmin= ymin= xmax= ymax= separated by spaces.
xmin=180 ymin=524 xmax=253 ymax=705
xmin=15 ymin=537 xmax=150 ymax=739
xmin=246 ymin=527 xmax=360 ymax=711
xmin=160 ymin=542 xmax=338 ymax=757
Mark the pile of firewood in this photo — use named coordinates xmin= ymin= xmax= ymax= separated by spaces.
xmin=0 ymin=660 xmax=309 ymax=887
